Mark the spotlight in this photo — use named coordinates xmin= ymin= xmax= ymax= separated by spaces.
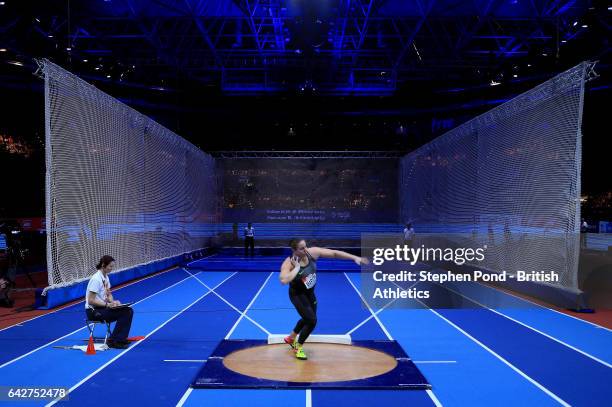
xmin=513 ymin=74 xmax=518 ymax=78
xmin=106 ymin=74 xmax=111 ymax=78
xmin=489 ymin=80 xmax=501 ymax=86
xmin=561 ymin=40 xmax=567 ymax=43
xmin=0 ymin=48 xmax=6 ymax=52
xmin=581 ymin=24 xmax=588 ymax=28
xmin=83 ymin=59 xmax=88 ymax=62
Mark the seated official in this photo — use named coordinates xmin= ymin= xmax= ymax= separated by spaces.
xmin=85 ymin=255 xmax=133 ymax=349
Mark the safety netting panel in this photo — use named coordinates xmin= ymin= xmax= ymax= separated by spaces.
xmin=41 ymin=59 xmax=220 ymax=288
xmin=400 ymin=62 xmax=594 ymax=292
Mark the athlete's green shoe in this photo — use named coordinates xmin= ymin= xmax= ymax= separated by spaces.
xmin=295 ymin=344 xmax=307 ymax=360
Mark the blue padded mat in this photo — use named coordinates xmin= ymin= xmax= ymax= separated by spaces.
xmin=193 ymin=339 xmax=431 ymax=390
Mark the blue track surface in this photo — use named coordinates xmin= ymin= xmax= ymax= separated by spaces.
xmin=0 ymin=255 xmax=610 ymax=407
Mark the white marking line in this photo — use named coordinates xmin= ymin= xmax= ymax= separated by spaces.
xmin=176 ymin=387 xmax=193 ymax=407
xmin=164 ymin=360 xmax=207 ymax=363
xmin=305 ymin=389 xmax=312 ymax=407
xmin=45 ymin=272 xmax=238 ymax=406
xmin=178 ymin=269 xmax=275 ymax=406
xmin=388 ymin=280 xmax=571 ymax=407
xmin=0 ymin=270 xmax=207 ymax=370
xmin=184 ymin=269 xmax=271 ymax=336
xmin=225 ymin=272 xmax=274 ymax=339
xmin=426 ymin=390 xmax=443 ymax=407
xmin=0 ymin=263 xmax=182 ymax=333
xmin=413 ymin=360 xmax=457 ymax=364
xmin=343 ymin=273 xmax=442 ymax=407
xmin=439 ymin=283 xmax=612 ymax=369
xmin=343 ymin=273 xmax=392 ymax=340
xmin=476 ymin=281 xmax=612 ymax=333
xmin=345 ymin=280 xmax=420 ymax=335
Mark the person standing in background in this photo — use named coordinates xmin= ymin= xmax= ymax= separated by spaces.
xmin=244 ymin=223 xmax=255 ymax=257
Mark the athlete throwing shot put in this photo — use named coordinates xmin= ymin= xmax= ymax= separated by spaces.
xmin=280 ymin=238 xmax=369 ymax=360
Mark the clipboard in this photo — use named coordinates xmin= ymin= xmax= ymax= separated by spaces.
xmin=111 ymin=302 xmax=134 ymax=309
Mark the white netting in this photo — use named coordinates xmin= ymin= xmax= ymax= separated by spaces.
xmin=41 ymin=59 xmax=220 ymax=288
xmin=400 ymin=62 xmax=595 ymax=292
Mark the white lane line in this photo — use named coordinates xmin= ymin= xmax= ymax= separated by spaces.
xmin=45 ymin=272 xmax=238 ymax=406
xmin=438 ymin=283 xmax=612 ymax=368
xmin=305 ymin=389 xmax=312 ymax=407
xmin=225 ymin=272 xmax=274 ymax=339
xmin=164 ymin=360 xmax=207 ymax=363
xmin=343 ymin=273 xmax=443 ymax=407
xmin=476 ymin=281 xmax=612 ymax=333
xmin=343 ymin=273 xmax=393 ymax=340
xmin=184 ymin=269 xmax=271 ymax=336
xmin=426 ymin=390 xmax=443 ymax=407
xmin=387 ymin=280 xmax=571 ymax=407
xmin=176 ymin=388 xmax=193 ymax=407
xmin=178 ymin=269 xmax=275 ymax=406
xmin=345 ymin=280 xmax=419 ymax=335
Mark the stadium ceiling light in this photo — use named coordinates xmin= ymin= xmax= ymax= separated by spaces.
xmin=581 ymin=24 xmax=588 ymax=28
xmin=8 ymin=60 xmax=23 ymax=66
xmin=0 ymin=48 xmax=6 ymax=52
xmin=489 ymin=80 xmax=501 ymax=86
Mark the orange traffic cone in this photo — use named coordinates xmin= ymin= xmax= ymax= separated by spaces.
xmin=86 ymin=334 xmax=96 ymax=355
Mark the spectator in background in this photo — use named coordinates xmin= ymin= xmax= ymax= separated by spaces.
xmin=244 ymin=223 xmax=255 ymax=257
xmin=580 ymin=218 xmax=589 ymax=249
xmin=403 ymin=222 xmax=415 ymax=248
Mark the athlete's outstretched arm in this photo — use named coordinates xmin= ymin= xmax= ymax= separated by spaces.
xmin=309 ymin=247 xmax=369 ymax=265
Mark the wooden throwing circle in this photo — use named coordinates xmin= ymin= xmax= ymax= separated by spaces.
xmin=223 ymin=343 xmax=397 ymax=383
